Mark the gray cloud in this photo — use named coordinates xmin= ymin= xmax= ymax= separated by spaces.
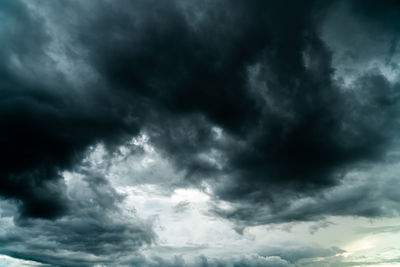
xmin=120 ymin=245 xmax=343 ymax=267
xmin=1 ymin=0 xmax=399 ymax=220
xmin=0 ymin=167 xmax=154 ymax=267
xmin=1 ymin=0 xmax=400 ymax=266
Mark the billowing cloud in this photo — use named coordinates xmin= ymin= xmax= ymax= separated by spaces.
xmin=0 ymin=165 xmax=154 ymax=266
xmin=1 ymin=0 xmax=400 ymax=266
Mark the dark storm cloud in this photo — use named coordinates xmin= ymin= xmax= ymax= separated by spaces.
xmin=6 ymin=0 xmax=400 ymax=266
xmin=71 ymin=0 xmax=400 ymax=224
xmin=0 ymin=0 xmax=141 ymax=219
xmin=212 ymin=161 xmax=400 ymax=226
xmin=78 ymin=0 xmax=400 ymax=194
xmin=348 ymin=0 xmax=400 ymax=29
xmin=1 ymin=0 xmax=400 ymax=252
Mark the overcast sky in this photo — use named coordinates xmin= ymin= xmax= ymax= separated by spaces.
xmin=1 ymin=0 xmax=400 ymax=266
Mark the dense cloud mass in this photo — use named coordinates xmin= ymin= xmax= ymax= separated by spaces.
xmin=0 ymin=0 xmax=142 ymax=219
xmin=1 ymin=0 xmax=400 ymax=266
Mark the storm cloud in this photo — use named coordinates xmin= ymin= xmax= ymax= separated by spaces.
xmin=1 ymin=0 xmax=400 ymax=266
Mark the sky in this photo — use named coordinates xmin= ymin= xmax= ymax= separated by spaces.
xmin=0 ymin=0 xmax=400 ymax=266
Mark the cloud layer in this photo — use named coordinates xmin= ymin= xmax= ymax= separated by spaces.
xmin=1 ymin=0 xmax=400 ymax=266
